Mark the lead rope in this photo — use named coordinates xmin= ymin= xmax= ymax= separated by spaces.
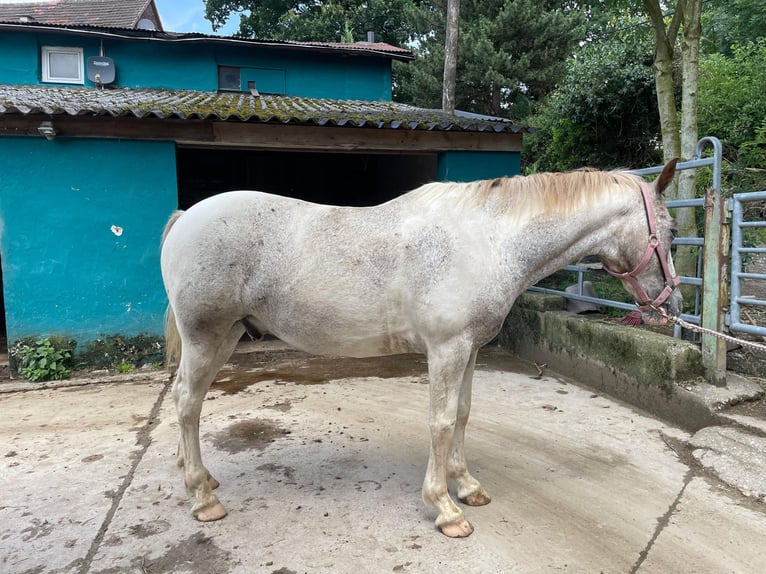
xmin=657 ymin=308 xmax=766 ymax=353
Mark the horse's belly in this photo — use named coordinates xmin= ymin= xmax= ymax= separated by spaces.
xmin=259 ymin=302 xmax=423 ymax=358
xmin=290 ymin=335 xmax=418 ymax=359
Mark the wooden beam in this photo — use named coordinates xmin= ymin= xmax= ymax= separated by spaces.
xmin=206 ymin=123 xmax=521 ymax=152
xmin=0 ymin=115 xmax=522 ymax=152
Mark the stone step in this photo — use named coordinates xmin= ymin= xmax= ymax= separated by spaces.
xmin=688 ymin=425 xmax=766 ymax=501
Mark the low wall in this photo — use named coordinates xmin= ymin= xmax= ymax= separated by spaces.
xmin=500 ymin=293 xmax=713 ymax=430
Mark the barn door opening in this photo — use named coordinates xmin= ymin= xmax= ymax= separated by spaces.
xmin=175 ymin=148 xmax=437 ymax=209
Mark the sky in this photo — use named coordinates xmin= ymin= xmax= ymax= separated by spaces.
xmin=0 ymin=0 xmax=241 ymax=36
xmin=153 ymin=0 xmax=240 ymax=35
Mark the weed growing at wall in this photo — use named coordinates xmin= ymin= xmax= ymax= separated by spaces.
xmin=10 ymin=337 xmax=74 ymax=382
xmin=77 ymin=334 xmax=165 ymax=370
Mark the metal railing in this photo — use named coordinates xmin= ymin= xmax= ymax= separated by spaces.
xmin=730 ymin=190 xmax=766 ymax=337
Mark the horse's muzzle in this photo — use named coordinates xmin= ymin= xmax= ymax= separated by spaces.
xmin=641 ymin=307 xmax=670 ymax=326
xmin=640 ymin=289 xmax=682 ymax=326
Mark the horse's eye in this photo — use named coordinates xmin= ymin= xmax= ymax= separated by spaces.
xmin=671 ymin=228 xmax=678 ymax=239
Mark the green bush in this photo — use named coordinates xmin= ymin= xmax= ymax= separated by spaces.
xmin=523 ymin=29 xmax=661 ymax=172
xmin=12 ymin=337 xmax=73 ymax=382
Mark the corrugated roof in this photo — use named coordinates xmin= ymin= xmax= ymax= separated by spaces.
xmin=0 ymin=20 xmax=414 ymax=60
xmin=279 ymin=40 xmax=412 ymax=58
xmin=0 ymin=0 xmax=157 ymax=29
xmin=0 ymin=85 xmax=525 ymax=133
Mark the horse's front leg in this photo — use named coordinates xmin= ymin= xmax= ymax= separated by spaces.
xmin=423 ymin=341 xmax=475 ymax=538
xmin=448 ymin=349 xmax=491 ymax=507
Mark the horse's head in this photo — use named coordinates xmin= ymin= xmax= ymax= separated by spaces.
xmin=603 ymin=159 xmax=682 ymax=326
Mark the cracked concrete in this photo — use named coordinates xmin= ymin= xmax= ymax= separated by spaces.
xmin=2 ymin=342 xmax=766 ymax=573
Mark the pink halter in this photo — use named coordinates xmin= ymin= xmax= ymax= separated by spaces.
xmin=604 ymin=182 xmax=680 ymax=312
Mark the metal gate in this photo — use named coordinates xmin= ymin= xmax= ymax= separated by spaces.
xmin=730 ymin=191 xmax=766 ymax=337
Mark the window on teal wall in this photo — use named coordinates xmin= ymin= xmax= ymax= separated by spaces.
xmin=41 ymin=46 xmax=84 ymax=84
xmin=218 ymin=66 xmax=240 ymax=91
xmin=217 ymin=65 xmax=286 ymax=95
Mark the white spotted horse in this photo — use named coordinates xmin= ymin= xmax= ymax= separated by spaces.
xmin=161 ymin=159 xmax=681 ymax=537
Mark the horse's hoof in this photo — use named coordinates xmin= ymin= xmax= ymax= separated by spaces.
xmin=194 ymin=502 xmax=228 ymax=522
xmin=439 ymin=517 xmax=474 ymax=538
xmin=460 ymin=489 xmax=491 ymax=506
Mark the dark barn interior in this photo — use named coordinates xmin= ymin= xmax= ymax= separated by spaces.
xmin=176 ymin=148 xmax=438 ymax=209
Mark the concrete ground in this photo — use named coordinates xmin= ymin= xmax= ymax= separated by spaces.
xmin=2 ymin=342 xmax=766 ymax=574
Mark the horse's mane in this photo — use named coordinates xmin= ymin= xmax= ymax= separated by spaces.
xmin=410 ymin=169 xmax=644 ymax=222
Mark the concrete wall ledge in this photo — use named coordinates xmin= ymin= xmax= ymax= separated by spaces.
xmin=500 ymin=292 xmax=719 ymax=430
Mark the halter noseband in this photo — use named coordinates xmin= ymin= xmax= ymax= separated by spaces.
xmin=604 ymin=182 xmax=680 ymax=312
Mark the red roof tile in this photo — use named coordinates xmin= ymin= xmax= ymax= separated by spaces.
xmin=0 ymin=0 xmax=160 ymax=30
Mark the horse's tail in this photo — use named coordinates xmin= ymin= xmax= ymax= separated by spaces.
xmin=164 ymin=304 xmax=181 ymax=371
xmin=161 ymin=210 xmax=185 ymax=372
xmin=161 ymin=210 xmax=185 ymax=245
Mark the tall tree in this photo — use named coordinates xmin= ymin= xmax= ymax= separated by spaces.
xmin=401 ymin=0 xmax=585 ymax=119
xmin=442 ymin=0 xmax=460 ymax=112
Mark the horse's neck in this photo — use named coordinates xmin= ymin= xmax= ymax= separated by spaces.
xmin=495 ymin=193 xmax=633 ymax=287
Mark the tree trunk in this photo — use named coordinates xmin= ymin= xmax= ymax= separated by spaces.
xmin=676 ymin=0 xmax=703 ymax=283
xmin=643 ymin=0 xmax=682 ymax=171
xmin=442 ymin=0 xmax=460 ymax=113
xmin=643 ymin=0 xmax=700 ymax=285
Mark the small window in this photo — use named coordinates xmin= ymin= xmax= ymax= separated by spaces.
xmin=218 ymin=66 xmax=241 ymax=91
xmin=218 ymin=65 xmax=287 ymax=95
xmin=42 ymin=46 xmax=84 ymax=84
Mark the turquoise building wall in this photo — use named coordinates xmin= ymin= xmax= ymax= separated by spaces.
xmin=0 ymin=137 xmax=177 ymax=347
xmin=0 ymin=31 xmax=393 ymax=100
xmin=437 ymin=151 xmax=521 ymax=182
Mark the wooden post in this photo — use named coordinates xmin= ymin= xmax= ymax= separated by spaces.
xmin=701 ymin=186 xmax=729 ymax=385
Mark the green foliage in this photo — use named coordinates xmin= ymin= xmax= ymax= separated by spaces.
xmin=702 ymin=0 xmax=766 ymax=55
xmin=78 ymin=334 xmax=165 ymax=371
xmin=698 ymin=39 xmax=766 ymax=193
xmin=11 ymin=337 xmax=73 ymax=382
xmin=116 ymin=361 xmax=135 ymax=374
xmin=204 ymin=0 xmax=432 ymax=47
xmin=524 ymin=28 xmax=661 ymax=171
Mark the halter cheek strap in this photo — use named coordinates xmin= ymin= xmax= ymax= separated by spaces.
xmin=604 ymin=182 xmax=681 ymax=311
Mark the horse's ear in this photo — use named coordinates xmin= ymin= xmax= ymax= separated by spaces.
xmin=654 ymin=158 xmax=679 ymax=195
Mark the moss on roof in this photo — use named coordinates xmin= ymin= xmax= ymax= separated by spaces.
xmin=0 ymin=85 xmax=526 ymax=133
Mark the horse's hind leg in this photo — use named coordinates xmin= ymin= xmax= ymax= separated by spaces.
xmin=448 ymin=349 xmax=491 ymax=507
xmin=422 ymin=340 xmax=475 ymax=538
xmin=173 ymin=323 xmax=244 ymax=522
